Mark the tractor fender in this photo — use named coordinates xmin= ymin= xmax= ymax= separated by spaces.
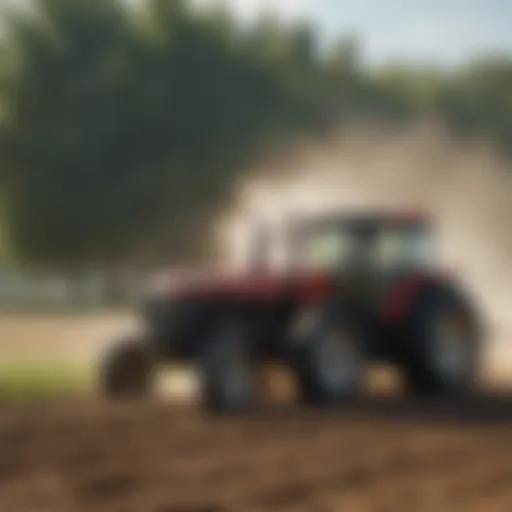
xmin=381 ymin=273 xmax=436 ymax=325
xmin=381 ymin=272 xmax=480 ymax=333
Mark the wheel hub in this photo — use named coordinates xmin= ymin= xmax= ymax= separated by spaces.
xmin=222 ymin=353 xmax=253 ymax=405
xmin=316 ymin=330 xmax=361 ymax=393
xmin=432 ymin=314 xmax=471 ymax=383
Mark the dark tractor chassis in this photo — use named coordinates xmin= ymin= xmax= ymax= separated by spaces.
xmin=98 ymin=211 xmax=482 ymax=412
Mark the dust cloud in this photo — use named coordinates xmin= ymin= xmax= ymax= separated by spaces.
xmin=218 ymin=121 xmax=512 ymax=342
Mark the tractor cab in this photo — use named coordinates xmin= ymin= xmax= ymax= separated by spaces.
xmin=246 ymin=210 xmax=436 ymax=315
xmin=250 ymin=210 xmax=435 ymax=276
xmin=292 ymin=211 xmax=434 ymax=274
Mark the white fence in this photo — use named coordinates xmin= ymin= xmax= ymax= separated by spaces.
xmin=0 ymin=269 xmax=148 ymax=310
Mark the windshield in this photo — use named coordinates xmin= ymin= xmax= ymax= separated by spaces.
xmin=300 ymin=228 xmax=360 ymax=270
xmin=373 ymin=227 xmax=433 ymax=270
xmin=296 ymin=223 xmax=433 ymax=271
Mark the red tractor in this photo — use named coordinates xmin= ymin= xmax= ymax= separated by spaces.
xmin=98 ymin=210 xmax=482 ymax=411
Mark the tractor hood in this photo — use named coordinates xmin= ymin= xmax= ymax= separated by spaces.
xmin=151 ymin=268 xmax=332 ymax=302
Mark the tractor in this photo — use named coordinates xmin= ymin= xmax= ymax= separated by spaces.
xmin=98 ymin=210 xmax=482 ymax=411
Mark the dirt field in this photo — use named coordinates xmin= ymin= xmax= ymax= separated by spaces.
xmin=0 ymin=314 xmax=511 ymax=512
xmin=0 ymin=398 xmax=511 ymax=512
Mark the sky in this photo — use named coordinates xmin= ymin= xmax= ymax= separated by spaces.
xmin=194 ymin=0 xmax=512 ymax=66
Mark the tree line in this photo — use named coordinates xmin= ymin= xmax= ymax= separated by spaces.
xmin=0 ymin=0 xmax=510 ymax=271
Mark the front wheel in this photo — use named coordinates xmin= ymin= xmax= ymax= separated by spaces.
xmin=98 ymin=336 xmax=155 ymax=399
xmin=292 ymin=310 xmax=366 ymax=406
xmin=198 ymin=321 xmax=257 ymax=413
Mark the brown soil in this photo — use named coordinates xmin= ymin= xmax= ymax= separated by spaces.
xmin=0 ymin=396 xmax=511 ymax=512
xmin=0 ymin=314 xmax=511 ymax=512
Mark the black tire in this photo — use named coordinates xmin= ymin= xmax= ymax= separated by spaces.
xmin=292 ymin=307 xmax=366 ymax=406
xmin=402 ymin=288 xmax=480 ymax=397
xmin=98 ymin=337 xmax=155 ymax=399
xmin=198 ymin=321 xmax=257 ymax=413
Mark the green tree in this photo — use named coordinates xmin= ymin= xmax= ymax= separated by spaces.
xmin=2 ymin=0 xmax=137 ymax=269
xmin=2 ymin=0 xmax=512 ymax=272
xmin=1 ymin=0 xmax=344 ymax=268
xmin=434 ymin=57 xmax=512 ymax=149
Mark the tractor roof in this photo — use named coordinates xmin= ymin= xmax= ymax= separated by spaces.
xmin=291 ymin=208 xmax=431 ymax=230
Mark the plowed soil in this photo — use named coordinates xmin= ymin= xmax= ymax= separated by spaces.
xmin=0 ymin=314 xmax=511 ymax=512
xmin=0 ymin=395 xmax=511 ymax=512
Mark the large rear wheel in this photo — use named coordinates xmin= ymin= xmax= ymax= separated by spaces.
xmin=403 ymin=291 xmax=480 ymax=396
